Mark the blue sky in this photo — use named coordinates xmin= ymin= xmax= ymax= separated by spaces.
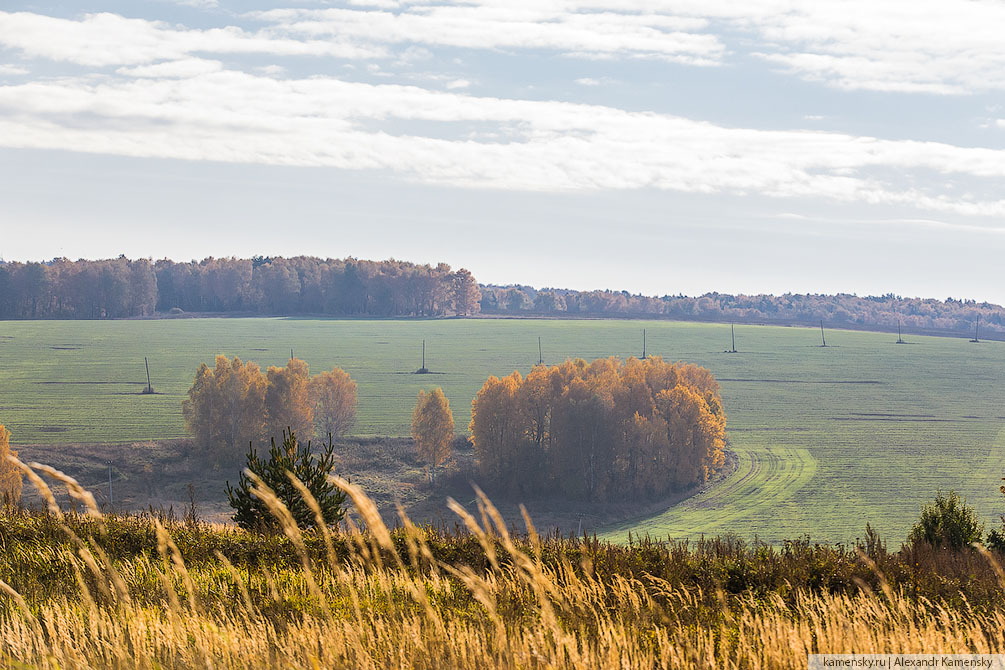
xmin=1 ymin=1 xmax=1003 ymax=301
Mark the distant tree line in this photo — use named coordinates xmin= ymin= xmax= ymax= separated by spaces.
xmin=4 ymin=254 xmax=1002 ymax=336
xmin=480 ymin=286 xmax=1005 ymax=337
xmin=469 ymin=357 xmax=726 ymax=502
xmin=0 ymin=256 xmax=480 ymax=319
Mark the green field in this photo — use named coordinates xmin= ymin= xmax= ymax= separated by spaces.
xmin=1 ymin=317 xmax=1003 ymax=544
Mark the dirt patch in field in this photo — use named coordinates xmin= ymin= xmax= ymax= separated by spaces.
xmin=51 ymin=346 xmax=82 ymax=351
xmin=38 ymin=426 xmax=69 ymax=433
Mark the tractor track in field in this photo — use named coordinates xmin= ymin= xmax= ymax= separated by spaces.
xmin=600 ymin=444 xmax=817 ymax=541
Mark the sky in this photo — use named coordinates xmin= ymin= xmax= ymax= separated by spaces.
xmin=0 ymin=1 xmax=1003 ymax=302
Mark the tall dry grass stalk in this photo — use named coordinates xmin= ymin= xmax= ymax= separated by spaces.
xmin=1 ymin=460 xmax=1004 ymax=669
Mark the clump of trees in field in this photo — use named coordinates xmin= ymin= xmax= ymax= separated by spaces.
xmin=469 ymin=356 xmax=726 ymax=501
xmin=183 ymin=356 xmax=357 ymax=462
xmin=0 ymin=256 xmax=479 ymax=318
xmin=0 ymin=423 xmax=22 ymax=504
xmin=411 ymin=388 xmax=455 ymax=483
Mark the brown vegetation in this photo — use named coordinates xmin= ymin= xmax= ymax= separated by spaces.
xmin=1 ymin=461 xmax=1005 ymax=669
xmin=183 ymin=356 xmax=357 ymax=462
xmin=411 ymin=388 xmax=455 ymax=484
xmin=0 ymin=423 xmax=21 ymax=504
xmin=470 ymin=356 xmax=726 ymax=502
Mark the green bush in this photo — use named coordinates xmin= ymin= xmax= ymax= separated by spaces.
xmin=226 ymin=430 xmax=347 ymax=532
xmin=908 ymin=490 xmax=984 ymax=551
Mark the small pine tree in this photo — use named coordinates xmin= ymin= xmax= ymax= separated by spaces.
xmin=226 ymin=429 xmax=347 ymax=532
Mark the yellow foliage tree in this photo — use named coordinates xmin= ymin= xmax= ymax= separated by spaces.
xmin=308 ymin=367 xmax=358 ymax=439
xmin=412 ymin=388 xmax=454 ymax=483
xmin=182 ymin=355 xmax=267 ymax=462
xmin=0 ymin=423 xmax=22 ymax=505
xmin=265 ymin=358 xmax=314 ymax=442
xmin=469 ymin=356 xmax=726 ymax=501
xmin=469 ymin=373 xmax=522 ymax=484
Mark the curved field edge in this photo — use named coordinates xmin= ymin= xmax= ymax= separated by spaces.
xmin=599 ymin=444 xmax=818 ymax=543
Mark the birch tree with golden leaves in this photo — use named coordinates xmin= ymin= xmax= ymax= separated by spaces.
xmin=412 ymin=388 xmax=454 ymax=484
xmin=183 ymin=355 xmax=267 ymax=463
xmin=265 ymin=358 xmax=314 ymax=442
xmin=308 ymin=367 xmax=358 ymax=439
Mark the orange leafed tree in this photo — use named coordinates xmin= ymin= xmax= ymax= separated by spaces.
xmin=469 ymin=356 xmax=726 ymax=501
xmin=265 ymin=358 xmax=314 ymax=442
xmin=412 ymin=388 xmax=455 ymax=484
xmin=183 ymin=355 xmax=268 ymax=463
xmin=308 ymin=367 xmax=358 ymax=439
xmin=0 ymin=423 xmax=22 ymax=504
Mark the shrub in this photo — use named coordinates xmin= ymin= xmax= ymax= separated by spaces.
xmin=908 ymin=490 xmax=984 ymax=551
xmin=226 ymin=430 xmax=347 ymax=532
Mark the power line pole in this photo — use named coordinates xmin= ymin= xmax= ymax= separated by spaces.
xmin=538 ymin=337 xmax=543 ymax=365
xmin=819 ymin=320 xmax=827 ymax=347
xmin=641 ymin=329 xmax=647 ymax=359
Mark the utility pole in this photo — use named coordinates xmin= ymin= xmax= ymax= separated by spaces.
xmin=897 ymin=321 xmax=905 ymax=344
xmin=291 ymin=348 xmax=294 ymax=361
xmin=820 ymin=320 xmax=827 ymax=347
xmin=731 ymin=323 xmax=737 ymax=353
xmin=971 ymin=316 xmax=980 ymax=343
xmin=641 ymin=329 xmax=647 ymax=359
xmin=108 ymin=464 xmax=113 ymax=508
xmin=144 ymin=356 xmax=153 ymax=394
xmin=422 ymin=340 xmax=425 ymax=369
xmin=538 ymin=337 xmax=543 ymax=365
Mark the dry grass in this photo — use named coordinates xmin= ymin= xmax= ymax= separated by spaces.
xmin=2 ymin=457 xmax=1005 ymax=669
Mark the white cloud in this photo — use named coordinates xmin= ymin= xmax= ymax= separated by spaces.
xmin=0 ymin=11 xmax=384 ymax=67
xmin=445 ymin=78 xmax=470 ymax=89
xmin=171 ymin=0 xmax=219 ymax=8
xmin=575 ymin=77 xmax=616 ymax=86
xmin=0 ymin=68 xmax=1002 ymax=217
xmin=117 ymin=58 xmax=223 ymax=78
xmin=249 ymin=5 xmax=724 ymax=65
xmin=243 ymin=1 xmax=1005 ymax=94
xmin=6 ymin=5 xmax=1004 ymax=94
xmin=997 ymin=119 xmax=1005 ymax=129
xmin=725 ymin=1 xmax=1005 ymax=94
xmin=0 ymin=64 xmax=28 ymax=76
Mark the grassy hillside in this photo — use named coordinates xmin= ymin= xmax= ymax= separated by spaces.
xmin=1 ymin=317 xmax=1003 ymax=544
xmin=1 ymin=477 xmax=1004 ymax=669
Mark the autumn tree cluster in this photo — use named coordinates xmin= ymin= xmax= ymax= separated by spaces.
xmin=0 ymin=256 xmax=480 ymax=319
xmin=469 ymin=357 xmax=726 ymax=502
xmin=183 ymin=356 xmax=357 ymax=463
